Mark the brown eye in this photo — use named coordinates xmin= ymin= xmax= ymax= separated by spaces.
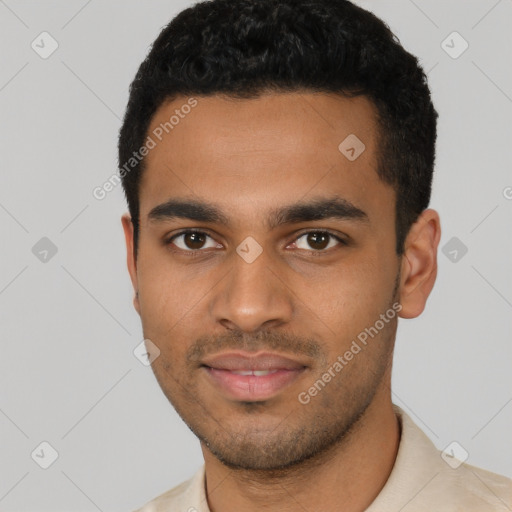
xmin=183 ymin=232 xmax=207 ymax=249
xmin=307 ymin=232 xmax=329 ymax=250
xmin=168 ymin=231 xmax=220 ymax=251
xmin=294 ymin=231 xmax=345 ymax=251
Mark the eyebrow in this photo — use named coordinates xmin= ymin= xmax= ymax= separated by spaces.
xmin=147 ymin=195 xmax=369 ymax=229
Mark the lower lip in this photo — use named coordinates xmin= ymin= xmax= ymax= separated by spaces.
xmin=204 ymin=367 xmax=306 ymax=401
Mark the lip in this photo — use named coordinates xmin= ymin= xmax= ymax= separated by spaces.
xmin=201 ymin=351 xmax=308 ymax=401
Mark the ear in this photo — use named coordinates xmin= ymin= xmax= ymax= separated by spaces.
xmin=398 ymin=209 xmax=441 ymax=319
xmin=121 ymin=213 xmax=140 ymax=315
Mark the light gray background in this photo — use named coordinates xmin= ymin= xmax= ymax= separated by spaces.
xmin=0 ymin=1 xmax=511 ymax=511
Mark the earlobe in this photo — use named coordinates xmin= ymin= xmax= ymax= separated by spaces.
xmin=398 ymin=209 xmax=441 ymax=319
xmin=121 ymin=213 xmax=141 ymax=315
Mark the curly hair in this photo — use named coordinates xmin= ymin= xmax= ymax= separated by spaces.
xmin=118 ymin=0 xmax=438 ymax=256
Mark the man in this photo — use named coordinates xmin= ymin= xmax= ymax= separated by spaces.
xmin=118 ymin=0 xmax=512 ymax=510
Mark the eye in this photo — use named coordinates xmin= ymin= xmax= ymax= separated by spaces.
xmin=167 ymin=230 xmax=221 ymax=251
xmin=292 ymin=231 xmax=346 ymax=251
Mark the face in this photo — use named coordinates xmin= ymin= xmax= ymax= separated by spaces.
xmin=123 ymin=92 xmax=405 ymax=471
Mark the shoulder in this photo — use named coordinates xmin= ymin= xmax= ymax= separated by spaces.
xmin=368 ymin=405 xmax=512 ymax=511
xmin=438 ymin=460 xmax=512 ymax=511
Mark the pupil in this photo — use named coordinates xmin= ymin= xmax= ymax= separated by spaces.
xmin=186 ymin=233 xmax=205 ymax=249
xmin=308 ymin=232 xmax=329 ymax=250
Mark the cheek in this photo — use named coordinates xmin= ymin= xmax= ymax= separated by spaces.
xmin=135 ymin=250 xmax=214 ymax=360
xmin=138 ymin=269 xmax=174 ymax=322
xmin=306 ymin=259 xmax=395 ymax=340
xmin=136 ymin=243 xmax=198 ymax=320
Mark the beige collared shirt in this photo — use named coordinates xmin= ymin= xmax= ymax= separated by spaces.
xmin=133 ymin=405 xmax=512 ymax=511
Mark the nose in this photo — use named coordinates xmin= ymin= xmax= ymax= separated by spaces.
xmin=209 ymin=248 xmax=294 ymax=333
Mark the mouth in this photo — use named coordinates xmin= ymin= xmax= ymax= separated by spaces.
xmin=201 ymin=351 xmax=308 ymax=402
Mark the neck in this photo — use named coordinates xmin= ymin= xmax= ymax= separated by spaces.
xmin=202 ymin=392 xmax=400 ymax=512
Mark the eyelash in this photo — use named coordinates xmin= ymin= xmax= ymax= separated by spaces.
xmin=164 ymin=228 xmax=348 ymax=256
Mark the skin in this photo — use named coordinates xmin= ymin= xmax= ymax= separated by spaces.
xmin=122 ymin=91 xmax=441 ymax=512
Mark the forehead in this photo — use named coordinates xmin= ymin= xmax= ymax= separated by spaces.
xmin=139 ymin=92 xmax=393 ymax=226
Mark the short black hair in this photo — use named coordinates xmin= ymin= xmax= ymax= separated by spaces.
xmin=118 ymin=0 xmax=438 ymax=256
